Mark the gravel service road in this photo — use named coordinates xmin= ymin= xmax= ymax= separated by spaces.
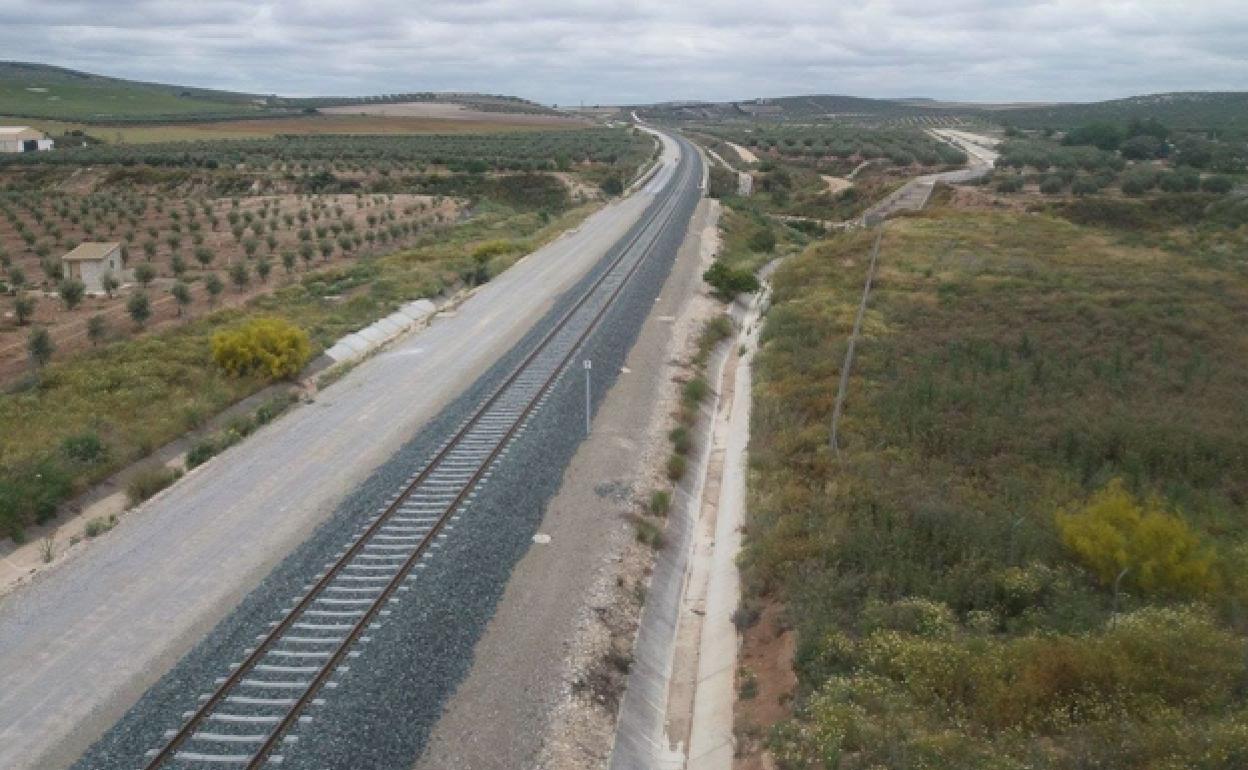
xmin=0 ymin=132 xmax=691 ymax=770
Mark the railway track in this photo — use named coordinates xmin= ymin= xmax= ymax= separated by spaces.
xmin=141 ymin=137 xmax=697 ymax=769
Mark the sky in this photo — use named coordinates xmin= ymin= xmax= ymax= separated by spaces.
xmin=0 ymin=0 xmax=1245 ymax=105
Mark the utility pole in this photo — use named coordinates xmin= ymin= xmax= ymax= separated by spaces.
xmin=830 ymin=228 xmax=883 ymax=454
xmin=583 ymin=359 xmax=592 ymax=436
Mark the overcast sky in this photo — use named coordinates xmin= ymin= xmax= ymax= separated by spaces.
xmin=1 ymin=0 xmax=1244 ymax=105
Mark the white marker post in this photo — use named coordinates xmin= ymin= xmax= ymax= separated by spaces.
xmin=583 ymin=359 xmax=592 ymax=436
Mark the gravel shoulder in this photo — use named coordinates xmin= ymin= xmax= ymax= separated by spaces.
xmin=0 ymin=158 xmax=666 ymax=770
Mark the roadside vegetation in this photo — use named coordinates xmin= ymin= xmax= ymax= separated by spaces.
xmin=637 ymin=314 xmax=734 ymax=545
xmin=739 ymin=203 xmax=1248 ymax=768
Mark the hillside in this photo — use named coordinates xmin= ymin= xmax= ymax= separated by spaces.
xmin=0 ymin=61 xmax=284 ymax=122
xmin=994 ymin=92 xmax=1248 ymax=133
xmin=638 ymin=90 xmax=1248 ymax=133
xmin=0 ymin=61 xmax=562 ymax=123
xmin=638 ymin=94 xmax=941 ymax=123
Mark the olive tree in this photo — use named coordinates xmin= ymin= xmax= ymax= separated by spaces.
xmin=126 ymin=292 xmax=151 ymax=328
xmin=58 ymin=278 xmax=86 ymax=310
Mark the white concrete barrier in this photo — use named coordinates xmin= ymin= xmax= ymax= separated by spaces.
xmin=323 ymin=298 xmax=439 ymax=364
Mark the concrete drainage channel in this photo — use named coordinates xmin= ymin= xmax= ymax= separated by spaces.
xmin=609 ymin=270 xmax=774 ymax=770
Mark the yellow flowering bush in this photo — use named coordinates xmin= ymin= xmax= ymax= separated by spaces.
xmin=211 ymin=317 xmax=312 ymax=380
xmin=1055 ymin=479 xmax=1219 ymax=597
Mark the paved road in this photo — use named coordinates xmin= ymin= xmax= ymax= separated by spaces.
xmin=0 ymin=133 xmax=683 ymax=770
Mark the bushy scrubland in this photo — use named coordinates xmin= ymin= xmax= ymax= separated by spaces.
xmin=743 ymin=210 xmax=1248 ymax=768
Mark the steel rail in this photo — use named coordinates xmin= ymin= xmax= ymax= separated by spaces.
xmin=143 ymin=137 xmax=697 ymax=770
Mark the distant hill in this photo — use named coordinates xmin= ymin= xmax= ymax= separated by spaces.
xmin=0 ymin=61 xmax=285 ymax=122
xmin=638 ymin=90 xmax=1248 ymax=134
xmin=987 ymin=92 xmax=1248 ymax=133
xmin=638 ymin=94 xmax=940 ymax=123
xmin=0 ymin=61 xmax=560 ymax=123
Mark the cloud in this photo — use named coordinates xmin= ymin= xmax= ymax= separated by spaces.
xmin=0 ymin=0 xmax=1244 ymax=104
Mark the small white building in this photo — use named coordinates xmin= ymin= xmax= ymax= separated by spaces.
xmin=0 ymin=126 xmax=54 ymax=153
xmin=62 ymin=242 xmax=123 ymax=294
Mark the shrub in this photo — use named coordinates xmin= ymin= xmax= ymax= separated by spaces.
xmin=861 ymin=597 xmax=956 ymax=638
xmin=649 ymin=489 xmax=671 ymax=516
xmin=13 ymin=293 xmax=35 ymax=325
xmin=682 ymin=376 xmax=710 ymax=405
xmin=995 ymin=175 xmax=1025 ymax=193
xmin=666 ymin=454 xmax=687 ymax=481
xmin=471 ymin=239 xmax=518 ymax=261
xmin=27 ymin=326 xmax=53 ymax=367
xmin=731 ymin=603 xmax=762 ymax=631
xmin=58 ymin=278 xmax=85 ymax=310
xmin=211 ymin=317 xmax=312 ymax=380
xmin=185 ymin=439 xmax=220 ymax=469
xmin=1201 ymin=174 xmax=1235 ymax=194
xmin=133 ymin=263 xmax=156 ymax=287
xmin=668 ymin=425 xmax=693 ymax=455
xmin=0 ymin=460 xmax=72 ymax=537
xmin=634 ymin=515 xmax=664 ymax=549
xmin=1159 ymin=168 xmax=1201 ymax=193
xmin=84 ymin=516 xmax=115 ymax=538
xmin=1120 ymin=169 xmax=1159 ymax=196
xmin=62 ymin=432 xmax=105 ymax=464
xmin=87 ymin=314 xmax=107 ymax=345
xmin=707 ymin=165 xmax=739 ymax=198
xmin=126 ymin=292 xmax=151 ymax=327
xmin=126 ymin=465 xmax=182 ymax=506
xmin=1039 ymin=176 xmax=1065 ymax=195
xmin=1063 ymin=121 xmax=1124 ymax=151
xmin=703 ymin=260 xmax=760 ymax=301
xmin=253 ymin=391 xmax=296 ymax=425
xmin=692 ymin=314 xmax=734 ymax=366
xmin=601 ymin=175 xmax=624 ymax=196
xmin=1071 ymin=177 xmax=1100 ymax=196
xmin=747 ymin=227 xmax=777 ymax=253
xmin=1119 ymin=134 xmax=1164 ymax=160
xmin=1055 ymin=479 xmax=1219 ymax=597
